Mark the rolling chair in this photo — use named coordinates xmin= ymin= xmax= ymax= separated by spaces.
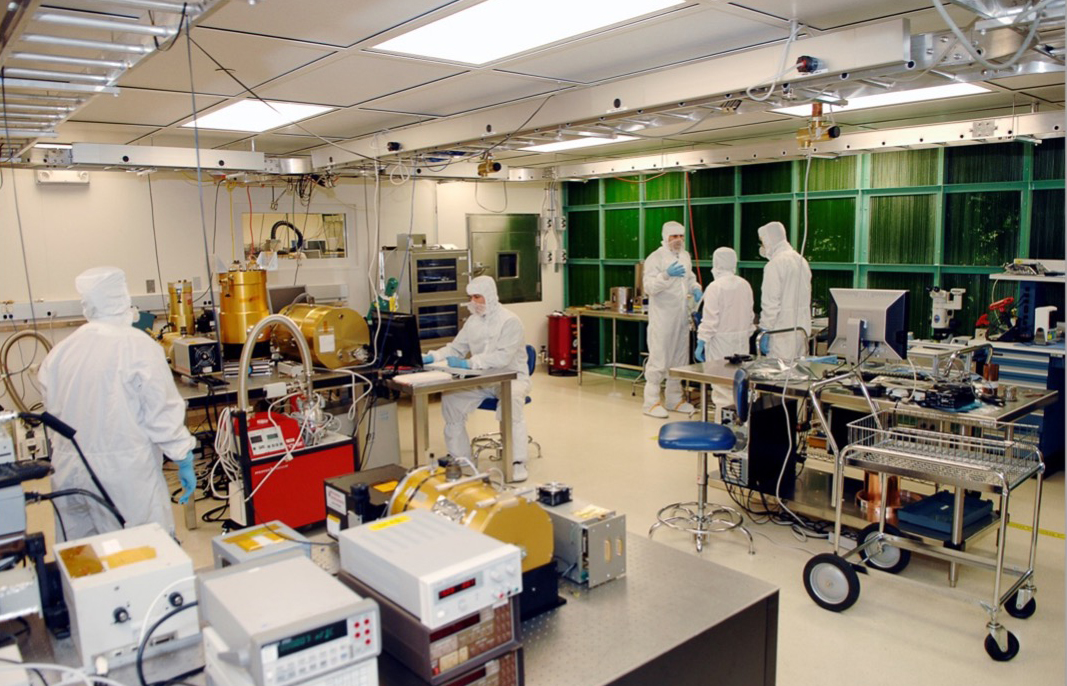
xmin=649 ymin=368 xmax=754 ymax=553
xmin=471 ymin=344 xmax=543 ymax=462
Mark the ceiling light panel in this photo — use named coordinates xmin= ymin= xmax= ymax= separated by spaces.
xmin=182 ymin=100 xmax=334 ymax=133
xmin=772 ymin=83 xmax=991 ymax=116
xmin=372 ymin=0 xmax=685 ymax=65
xmin=521 ymin=135 xmax=638 ymax=152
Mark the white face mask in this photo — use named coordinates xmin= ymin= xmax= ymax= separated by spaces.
xmin=667 ymin=237 xmax=683 ymax=252
xmin=467 ymin=301 xmax=486 ymax=316
xmin=758 ymin=244 xmax=769 ymax=260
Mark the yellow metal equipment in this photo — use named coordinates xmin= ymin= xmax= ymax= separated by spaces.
xmin=218 ymin=266 xmax=270 ymax=346
xmin=389 ymin=467 xmax=553 ymax=573
xmin=167 ymin=280 xmax=196 ymax=335
xmin=275 ymin=303 xmax=371 ymax=369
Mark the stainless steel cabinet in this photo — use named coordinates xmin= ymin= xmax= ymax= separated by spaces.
xmin=468 ymin=214 xmax=541 ymax=304
xmin=382 ymin=246 xmax=471 ymax=348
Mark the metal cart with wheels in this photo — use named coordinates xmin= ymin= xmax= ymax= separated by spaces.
xmin=803 ymin=409 xmax=1044 ymax=662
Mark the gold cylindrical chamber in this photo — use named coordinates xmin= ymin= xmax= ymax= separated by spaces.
xmin=275 ymin=303 xmax=371 ymax=369
xmin=389 ymin=467 xmax=553 ymax=573
xmin=217 ymin=267 xmax=270 ymax=345
xmin=167 ymin=280 xmax=196 ymax=335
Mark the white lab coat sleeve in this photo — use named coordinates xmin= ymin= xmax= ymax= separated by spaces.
xmin=685 ymin=266 xmax=698 ymax=296
xmin=759 ymin=260 xmax=783 ymax=330
xmin=433 ymin=321 xmax=472 ymax=361
xmin=127 ymin=342 xmax=196 ymax=460
xmin=697 ymin=285 xmax=720 ymax=342
xmin=470 ymin=317 xmax=524 ymax=370
xmin=643 ymin=251 xmax=674 ymax=296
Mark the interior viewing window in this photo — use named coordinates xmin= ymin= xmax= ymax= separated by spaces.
xmin=498 ymin=253 xmax=519 ymax=279
xmin=242 ymin=212 xmax=347 ymax=259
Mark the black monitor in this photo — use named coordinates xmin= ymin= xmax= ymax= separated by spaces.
xmin=269 ymin=285 xmax=308 ymax=314
xmin=370 ymin=312 xmax=423 ymax=370
xmin=827 ymin=288 xmax=909 ymax=364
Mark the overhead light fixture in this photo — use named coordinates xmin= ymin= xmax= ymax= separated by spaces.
xmin=182 ymin=100 xmax=333 ymax=133
xmin=521 ymin=135 xmax=638 ymax=153
xmin=34 ymin=143 xmax=72 ymax=149
xmin=772 ymin=83 xmax=990 ymax=117
xmin=372 ymin=0 xmax=684 ymax=65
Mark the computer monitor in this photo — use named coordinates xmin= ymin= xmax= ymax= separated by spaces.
xmin=827 ymin=288 xmax=909 ymax=364
xmin=370 ymin=312 xmax=423 ymax=370
xmin=268 ymin=285 xmax=308 ymax=314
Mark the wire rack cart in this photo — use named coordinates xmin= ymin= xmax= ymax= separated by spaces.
xmin=802 ymin=409 xmax=1044 ymax=662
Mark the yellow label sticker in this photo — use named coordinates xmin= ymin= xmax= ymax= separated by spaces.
xmin=369 ymin=515 xmax=410 ymax=531
xmin=58 ymin=545 xmax=104 ymax=578
xmin=223 ymin=527 xmax=286 ymax=552
xmin=373 ymin=480 xmax=399 ymax=493
xmin=101 ymin=546 xmax=157 ymax=569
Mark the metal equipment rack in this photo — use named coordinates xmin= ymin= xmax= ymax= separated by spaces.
xmin=802 ymin=408 xmax=1044 ymax=662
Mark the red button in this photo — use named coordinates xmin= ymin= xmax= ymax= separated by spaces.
xmin=355 ymin=631 xmax=361 ymax=637
xmin=365 ymin=639 xmax=371 ymax=645
xmin=364 ymin=619 xmax=370 ymax=625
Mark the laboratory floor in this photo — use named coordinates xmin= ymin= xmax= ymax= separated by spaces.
xmin=22 ymin=369 xmax=1066 ymax=686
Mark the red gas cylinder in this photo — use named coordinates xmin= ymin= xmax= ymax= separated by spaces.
xmin=547 ymin=312 xmax=577 ymax=376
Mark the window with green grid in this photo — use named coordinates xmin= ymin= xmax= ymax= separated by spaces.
xmin=563 ymin=142 xmax=1064 ymax=363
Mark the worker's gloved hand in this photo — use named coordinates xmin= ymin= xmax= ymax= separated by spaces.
xmin=692 ymin=286 xmax=703 ymax=302
xmin=446 ymin=356 xmax=471 ymax=369
xmin=666 ymin=261 xmax=686 ymax=278
xmin=177 ymin=452 xmax=196 ymax=504
xmin=694 ymin=339 xmax=706 ymax=363
xmin=758 ymin=331 xmax=771 ymax=356
xmin=422 ymin=353 xmax=434 ymax=364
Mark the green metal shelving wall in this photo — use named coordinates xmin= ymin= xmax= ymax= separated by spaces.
xmin=564 ymin=140 xmax=1065 ymax=365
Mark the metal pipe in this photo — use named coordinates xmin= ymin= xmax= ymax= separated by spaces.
xmin=2 ymin=67 xmax=112 ymax=83
xmin=0 ymin=129 xmax=57 ymax=137
xmin=0 ymin=112 xmax=63 ymax=119
xmin=95 ymin=0 xmax=203 ymax=12
xmin=0 ymin=103 xmax=74 ymax=112
xmin=1 ymin=330 xmax=53 ymax=414
xmin=0 ymin=77 xmax=119 ymax=94
xmin=237 ymin=314 xmax=313 ymax=412
xmin=22 ymin=34 xmax=153 ymax=54
xmin=35 ymin=12 xmax=178 ymax=37
xmin=11 ymin=52 xmax=128 ymax=69
xmin=754 ymin=325 xmax=810 ymax=358
xmin=942 ymin=342 xmax=993 ymax=379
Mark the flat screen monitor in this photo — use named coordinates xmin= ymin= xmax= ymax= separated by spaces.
xmin=827 ymin=288 xmax=909 ymax=364
xmin=370 ymin=312 xmax=423 ymax=370
xmin=269 ymin=285 xmax=308 ymax=314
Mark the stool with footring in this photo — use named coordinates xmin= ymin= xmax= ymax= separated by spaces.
xmin=649 ymin=368 xmax=754 ymax=553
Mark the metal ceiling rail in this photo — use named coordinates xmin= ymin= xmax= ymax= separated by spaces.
xmin=0 ymin=0 xmax=224 ymax=161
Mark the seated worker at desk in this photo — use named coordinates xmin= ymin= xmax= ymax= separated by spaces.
xmin=421 ymin=275 xmax=531 ymax=482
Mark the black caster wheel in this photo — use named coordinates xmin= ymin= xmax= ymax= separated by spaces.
xmin=803 ymin=553 xmax=860 ymax=612
xmin=984 ymin=631 xmax=1020 ymax=661
xmin=1004 ymin=591 xmax=1037 ymax=619
xmin=857 ymin=523 xmax=911 ymax=574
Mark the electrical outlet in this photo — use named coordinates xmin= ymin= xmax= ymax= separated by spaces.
xmin=192 ymin=277 xmax=202 ymax=291
xmin=558 ymin=217 xmax=567 ymax=232
xmin=146 ymin=279 xmax=156 ymax=294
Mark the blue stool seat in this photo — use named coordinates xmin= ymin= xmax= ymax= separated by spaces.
xmin=477 ymin=396 xmax=532 ymax=411
xmin=658 ymin=421 xmax=736 ymax=452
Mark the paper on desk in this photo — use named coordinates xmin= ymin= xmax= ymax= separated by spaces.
xmin=392 ymin=370 xmax=453 ymax=386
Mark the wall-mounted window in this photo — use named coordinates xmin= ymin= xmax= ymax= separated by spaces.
xmin=241 ymin=212 xmax=348 ymax=259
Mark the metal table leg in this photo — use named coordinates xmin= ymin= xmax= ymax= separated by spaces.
xmin=500 ymin=380 xmax=513 ymax=482
xmin=611 ymin=317 xmax=618 ymax=380
xmin=412 ymin=393 xmax=430 ymax=467
xmin=577 ymin=312 xmax=583 ymax=386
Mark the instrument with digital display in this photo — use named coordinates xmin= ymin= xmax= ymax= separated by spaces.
xmin=198 ymin=554 xmax=380 ymax=686
xmin=338 ymin=510 xmax=522 ymax=630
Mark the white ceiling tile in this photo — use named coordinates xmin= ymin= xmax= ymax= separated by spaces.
xmin=200 ymin=0 xmax=459 ymax=48
xmin=124 ymin=128 xmax=258 ymax=149
xmin=989 ymin=72 xmax=1066 ymax=90
xmin=728 ymin=0 xmax=931 ymax=31
xmin=71 ymin=89 xmax=225 ymax=127
xmin=256 ymin=53 xmax=464 ymax=107
xmin=1019 ymin=86 xmax=1065 ymax=104
xmin=54 ymin=121 xmax=161 ymax=145
xmin=361 ymin=72 xmax=565 ymax=117
xmin=498 ymin=6 xmax=786 ymax=84
xmin=274 ymin=108 xmax=428 ymax=138
xmin=118 ymin=29 xmax=335 ymax=96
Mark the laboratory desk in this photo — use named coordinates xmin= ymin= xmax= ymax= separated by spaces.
xmin=669 ymin=359 xmax=1057 ymax=584
xmin=173 ymin=368 xmax=356 ymax=408
xmin=13 ymin=533 xmax=778 ymax=686
xmin=385 ymin=370 xmax=518 ymax=481
xmin=567 ymin=307 xmax=649 ymax=385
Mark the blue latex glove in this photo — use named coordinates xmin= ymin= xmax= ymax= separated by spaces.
xmin=446 ymin=356 xmax=471 ymax=369
xmin=422 ymin=353 xmax=434 ymax=364
xmin=758 ymin=331 xmax=771 ymax=356
xmin=665 ymin=261 xmax=685 ymax=278
xmin=694 ymin=339 xmax=706 ymax=363
xmin=692 ymin=286 xmax=703 ymax=302
xmin=177 ymin=452 xmax=196 ymax=504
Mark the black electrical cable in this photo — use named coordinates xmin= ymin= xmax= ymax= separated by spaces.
xmin=0 ymin=655 xmax=47 ymax=686
xmin=136 ymin=601 xmax=199 ymax=686
xmin=26 ymin=488 xmax=125 ymax=528
xmin=269 ymin=220 xmax=305 ymax=252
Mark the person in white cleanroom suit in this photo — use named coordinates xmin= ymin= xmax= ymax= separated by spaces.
xmin=642 ymin=221 xmax=703 ymax=418
xmin=757 ymin=221 xmax=812 ymax=361
xmin=695 ymin=247 xmax=755 ymax=422
xmin=38 ymin=267 xmax=196 ymax=541
xmin=423 ymin=276 xmax=531 ymax=482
